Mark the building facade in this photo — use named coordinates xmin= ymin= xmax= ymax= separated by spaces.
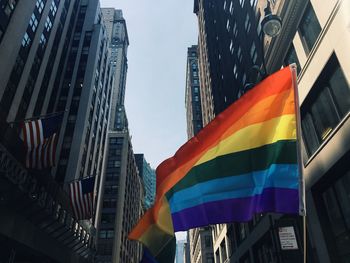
xmin=193 ymin=0 xmax=350 ymax=262
xmin=193 ymin=1 xmax=271 ymax=262
xmin=95 ymin=8 xmax=143 ymax=263
xmin=194 ymin=0 xmax=264 ymax=126
xmin=274 ymin=1 xmax=350 ymax=262
xmin=0 ymin=0 xmax=113 ymax=261
xmin=185 ymin=44 xmax=214 ymax=263
xmin=135 ymin=153 xmax=156 ymax=209
xmin=96 ymin=130 xmax=143 ymax=263
xmin=53 ymin=0 xmax=113 ymax=188
xmin=185 ymin=45 xmax=203 ymax=138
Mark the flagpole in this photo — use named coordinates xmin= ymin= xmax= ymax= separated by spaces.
xmin=289 ymin=64 xmax=306 ymax=263
xmin=8 ymin=109 xmax=67 ymax=125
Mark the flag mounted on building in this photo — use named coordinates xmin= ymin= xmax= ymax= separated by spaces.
xmin=129 ymin=65 xmax=303 ymax=261
xmin=69 ymin=177 xmax=95 ymax=220
xmin=20 ymin=113 xmax=63 ymax=170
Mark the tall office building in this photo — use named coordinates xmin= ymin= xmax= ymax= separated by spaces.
xmin=194 ymin=1 xmax=264 ymax=261
xmin=0 ymin=0 xmax=114 ymax=261
xmin=185 ymin=45 xmax=203 ymax=139
xmin=135 ymin=153 xmax=156 ymax=209
xmin=96 ymin=130 xmax=143 ymax=263
xmin=185 ymin=44 xmax=214 ymax=263
xmin=194 ymin=0 xmax=263 ymax=126
xmin=95 ymin=8 xmax=143 ymax=263
xmin=53 ymin=0 xmax=113 ymax=187
xmin=266 ymin=1 xmax=350 ymax=262
xmin=194 ymin=0 xmax=350 ymax=262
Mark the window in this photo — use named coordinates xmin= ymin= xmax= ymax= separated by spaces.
xmin=2 ymin=0 xmax=17 ymax=17
xmin=205 ymin=236 xmax=212 ymax=247
xmin=237 ymin=47 xmax=242 ymax=62
xmin=239 ymin=0 xmax=245 ymax=8
xmin=301 ymin=53 xmax=350 ymax=157
xmin=244 ymin=14 xmax=251 ymax=32
xmin=45 ymin=17 xmax=53 ymax=32
xmin=29 ymin=13 xmax=39 ymax=32
xmin=233 ymin=64 xmax=238 ymax=79
xmin=284 ymin=44 xmax=301 ymax=74
xmin=36 ymin=0 xmax=45 ymax=14
xmin=229 ymin=1 xmax=233 ymax=14
xmin=233 ymin=22 xmax=238 ymax=37
xmin=242 ymin=73 xmax=246 ymax=85
xmin=250 ymin=42 xmax=257 ymax=64
xmin=226 ymin=19 xmax=230 ymax=31
xmin=101 ymin=213 xmax=115 ymax=224
xmin=50 ymin=0 xmax=57 ymax=16
xmin=99 ymin=229 xmax=114 ymax=239
xmin=21 ymin=32 xmax=31 ymax=47
xmin=314 ymin=165 xmax=350 ymax=263
xmin=298 ymin=3 xmax=321 ymax=54
xmin=103 ymin=198 xmax=117 ymax=208
xmin=250 ymin=0 xmax=257 ymax=9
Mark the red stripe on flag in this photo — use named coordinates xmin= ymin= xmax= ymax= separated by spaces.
xmin=51 ymin=134 xmax=57 ymax=167
xmin=35 ymin=120 xmax=42 ymax=169
xmin=79 ymin=183 xmax=87 ymax=219
xmin=76 ymin=182 xmax=85 ymax=219
xmin=45 ymin=136 xmax=51 ymax=168
xmin=73 ymin=182 xmax=81 ymax=219
xmin=28 ymin=122 xmax=35 ymax=168
xmin=69 ymin=183 xmax=79 ymax=219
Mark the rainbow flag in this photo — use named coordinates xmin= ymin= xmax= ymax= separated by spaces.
xmin=129 ymin=66 xmax=301 ymax=259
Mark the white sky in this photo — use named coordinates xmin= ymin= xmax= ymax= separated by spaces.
xmin=100 ymin=0 xmax=198 ymax=240
xmin=100 ymin=0 xmax=198 ymax=168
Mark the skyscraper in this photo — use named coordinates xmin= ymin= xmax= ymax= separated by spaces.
xmin=267 ymin=1 xmax=350 ymax=262
xmin=194 ymin=0 xmax=263 ymax=126
xmin=185 ymin=44 xmax=214 ymax=263
xmin=0 ymin=0 xmax=112 ymax=261
xmin=185 ymin=45 xmax=203 ymax=139
xmin=192 ymin=0 xmax=350 ymax=262
xmin=135 ymin=153 xmax=156 ymax=209
xmin=95 ymin=8 xmax=143 ymax=263
xmin=52 ymin=0 xmax=113 ymax=189
xmin=194 ymin=1 xmax=264 ymax=262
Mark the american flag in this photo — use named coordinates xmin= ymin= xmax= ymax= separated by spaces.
xmin=20 ymin=114 xmax=63 ymax=169
xmin=69 ymin=177 xmax=95 ymax=220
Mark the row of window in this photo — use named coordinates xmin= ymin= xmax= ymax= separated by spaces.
xmin=301 ymin=53 xmax=350 ymax=157
xmin=282 ymin=3 xmax=350 ymax=160
xmin=15 ymin=0 xmax=59 ymax=121
xmin=0 ymin=0 xmax=47 ymax=118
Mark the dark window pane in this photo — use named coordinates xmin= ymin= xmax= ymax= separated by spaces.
xmin=301 ymin=112 xmax=319 ymax=155
xmin=284 ymin=44 xmax=301 ymax=74
xmin=334 ymin=171 xmax=350 ymax=229
xmin=310 ymin=86 xmax=339 ymax=141
xmin=328 ymin=67 xmax=350 ymax=116
xmin=299 ymin=3 xmax=321 ymax=54
xmin=301 ymin=53 xmax=350 ymax=157
xmin=322 ymin=188 xmax=346 ymax=237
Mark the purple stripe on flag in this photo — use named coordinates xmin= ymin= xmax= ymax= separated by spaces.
xmin=171 ymin=188 xmax=299 ymax=232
